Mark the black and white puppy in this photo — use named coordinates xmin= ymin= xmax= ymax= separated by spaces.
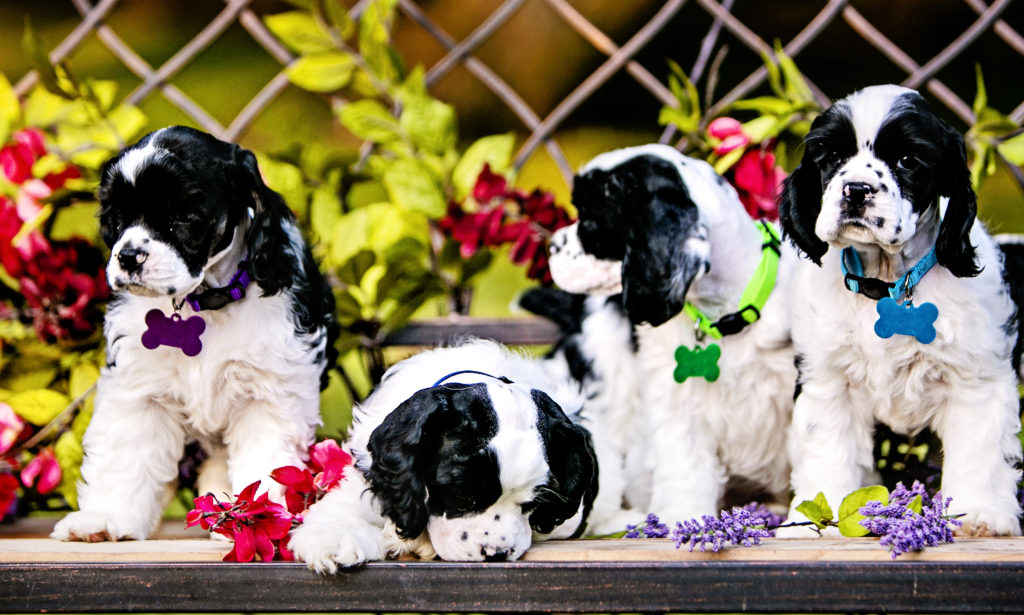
xmin=52 ymin=126 xmax=336 ymax=542
xmin=548 ymin=144 xmax=796 ymax=524
xmin=289 ymin=340 xmax=598 ymax=572
xmin=778 ymin=85 xmax=1022 ymax=536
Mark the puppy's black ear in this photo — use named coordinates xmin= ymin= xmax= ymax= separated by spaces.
xmin=230 ymin=147 xmax=297 ymax=295
xmin=365 ymin=386 xmax=450 ymax=539
xmin=528 ymin=390 xmax=598 ymax=537
xmin=621 ymin=192 xmax=704 ymax=327
xmin=935 ymin=125 xmax=980 ymax=277
xmin=778 ymin=159 xmax=828 ymax=265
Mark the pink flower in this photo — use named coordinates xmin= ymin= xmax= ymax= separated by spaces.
xmin=309 ymin=439 xmax=353 ymax=491
xmin=0 ymin=403 xmax=23 ymax=456
xmin=731 ymin=149 xmax=786 ymax=221
xmin=0 ymin=473 xmax=17 ymax=520
xmin=20 ymin=447 xmax=60 ymax=494
xmin=707 ymin=117 xmax=750 ymax=155
xmin=0 ymin=144 xmax=33 ymax=184
xmin=472 ymin=164 xmax=511 ymax=202
xmin=15 ymin=129 xmax=46 ymax=158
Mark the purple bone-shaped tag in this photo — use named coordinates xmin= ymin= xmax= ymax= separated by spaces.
xmin=141 ymin=309 xmax=206 ymax=356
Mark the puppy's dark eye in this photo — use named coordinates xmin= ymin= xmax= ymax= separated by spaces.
xmin=897 ymin=155 xmax=919 ymax=171
xmin=520 ymin=501 xmax=537 ymax=514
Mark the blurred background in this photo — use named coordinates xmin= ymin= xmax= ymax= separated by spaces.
xmin=1 ymin=0 xmax=1022 ymax=205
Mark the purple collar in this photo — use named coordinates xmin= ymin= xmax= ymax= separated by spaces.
xmin=185 ymin=260 xmax=252 ymax=311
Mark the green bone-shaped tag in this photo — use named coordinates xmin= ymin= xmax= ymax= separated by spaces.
xmin=673 ymin=344 xmax=721 ymax=383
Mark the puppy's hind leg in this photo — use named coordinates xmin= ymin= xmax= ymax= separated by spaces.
xmin=52 ymin=390 xmax=186 ymax=542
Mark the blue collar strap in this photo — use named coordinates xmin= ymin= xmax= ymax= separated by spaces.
xmin=432 ymin=370 xmax=513 ymax=388
xmin=840 ymin=246 xmax=937 ymax=302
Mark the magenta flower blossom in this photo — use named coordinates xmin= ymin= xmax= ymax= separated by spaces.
xmin=0 ymin=403 xmax=24 ymax=456
xmin=19 ymin=447 xmax=60 ymax=494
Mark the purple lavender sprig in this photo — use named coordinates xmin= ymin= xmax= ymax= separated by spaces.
xmin=858 ymin=481 xmax=962 ymax=559
xmin=670 ymin=506 xmax=772 ymax=552
xmin=625 ymin=513 xmax=670 ymax=538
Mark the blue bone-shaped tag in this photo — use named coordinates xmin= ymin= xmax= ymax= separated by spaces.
xmin=673 ymin=344 xmax=721 ymax=383
xmin=873 ymin=297 xmax=938 ymax=344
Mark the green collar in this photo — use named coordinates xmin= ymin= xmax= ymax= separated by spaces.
xmin=683 ymin=220 xmax=781 ymax=340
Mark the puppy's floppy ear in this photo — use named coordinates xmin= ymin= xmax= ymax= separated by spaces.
xmin=778 ymin=159 xmax=828 ymax=265
xmin=528 ymin=390 xmax=598 ymax=537
xmin=365 ymin=384 xmax=493 ymax=539
xmin=935 ymin=124 xmax=980 ymax=277
xmin=230 ymin=147 xmax=297 ymax=295
xmin=621 ymin=192 xmax=705 ymax=327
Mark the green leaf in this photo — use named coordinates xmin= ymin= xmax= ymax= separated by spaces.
xmin=728 ymin=96 xmax=795 ymax=116
xmin=774 ymin=41 xmax=813 ymax=102
xmin=324 ymin=0 xmax=356 ymax=40
xmin=795 ymin=492 xmax=834 ymax=529
xmin=256 ymin=155 xmax=308 ymax=218
xmin=973 ymin=64 xmax=988 ymax=121
xmin=381 ymin=157 xmax=446 ymax=217
xmin=54 ymin=430 xmax=83 ymax=508
xmin=338 ymin=250 xmax=376 ymax=286
xmin=662 ymin=60 xmax=700 ymax=133
xmin=358 ymin=0 xmax=400 ymax=83
xmin=9 ymin=389 xmax=70 ymax=426
xmin=286 ymin=51 xmax=356 ymax=92
xmin=333 ymin=289 xmax=363 ymax=322
xmin=338 ymin=99 xmax=401 ymax=143
xmin=837 ymin=485 xmax=889 ymax=537
xmin=329 ymin=201 xmax=428 ymax=266
xmin=741 ymin=115 xmax=781 ymax=143
xmin=997 ymin=132 xmax=1024 ymax=166
xmin=0 ymin=73 xmax=20 ymax=145
xmin=310 ymin=180 xmax=344 ymax=244
xmin=399 ymin=90 xmax=457 ymax=155
xmin=452 ymin=133 xmax=515 ymax=200
xmin=712 ymin=146 xmax=746 ymax=174
xmin=907 ymin=494 xmax=923 ymax=515
xmin=22 ymin=17 xmax=71 ymax=99
xmin=264 ymin=10 xmax=335 ymax=53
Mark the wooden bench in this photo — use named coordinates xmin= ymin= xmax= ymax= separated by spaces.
xmin=3 ymin=518 xmax=1024 ymax=613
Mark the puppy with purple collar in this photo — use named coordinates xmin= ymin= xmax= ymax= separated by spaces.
xmin=778 ymin=85 xmax=1022 ymax=536
xmin=52 ymin=126 xmax=336 ymax=542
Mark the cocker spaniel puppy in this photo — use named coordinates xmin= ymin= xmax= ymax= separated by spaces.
xmin=547 ymin=144 xmax=797 ymax=523
xmin=289 ymin=340 xmax=598 ymax=572
xmin=778 ymin=85 xmax=1022 ymax=536
xmin=52 ymin=126 xmax=336 ymax=542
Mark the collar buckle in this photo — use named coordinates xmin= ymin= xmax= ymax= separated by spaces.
xmin=712 ymin=305 xmax=761 ymax=336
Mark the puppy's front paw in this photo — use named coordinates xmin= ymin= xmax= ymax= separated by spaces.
xmin=51 ymin=511 xmax=145 ymax=542
xmin=954 ymin=508 xmax=1022 ymax=537
xmin=289 ymin=522 xmax=385 ymax=573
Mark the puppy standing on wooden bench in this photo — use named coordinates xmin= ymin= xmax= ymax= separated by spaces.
xmin=52 ymin=126 xmax=336 ymax=542
xmin=777 ymin=85 xmax=1023 ymax=536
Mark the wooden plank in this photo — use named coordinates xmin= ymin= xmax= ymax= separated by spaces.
xmin=3 ymin=560 xmax=1024 ymax=613
xmin=381 ymin=316 xmax=561 ymax=346
xmin=5 ymin=535 xmax=1024 ymax=564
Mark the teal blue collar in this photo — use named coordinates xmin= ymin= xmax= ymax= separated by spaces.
xmin=840 ymin=246 xmax=937 ymax=302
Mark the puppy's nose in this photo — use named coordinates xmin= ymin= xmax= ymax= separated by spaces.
xmin=842 ymin=182 xmax=875 ymax=206
xmin=116 ymin=246 xmax=148 ymax=273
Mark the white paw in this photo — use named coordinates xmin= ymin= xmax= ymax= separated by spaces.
xmin=51 ymin=511 xmax=146 ymax=542
xmin=954 ymin=508 xmax=1022 ymax=537
xmin=289 ymin=522 xmax=385 ymax=573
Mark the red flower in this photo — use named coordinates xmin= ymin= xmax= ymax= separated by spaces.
xmin=0 ymin=473 xmax=17 ymax=520
xmin=731 ymin=149 xmax=785 ymax=221
xmin=20 ymin=447 xmax=60 ymax=494
xmin=309 ymin=439 xmax=352 ymax=491
xmin=187 ymin=481 xmax=296 ymax=562
xmin=18 ymin=238 xmax=109 ymax=342
xmin=269 ymin=465 xmax=315 ymax=515
xmin=439 ymin=166 xmax=573 ymax=283
xmin=0 ymin=129 xmax=47 ymax=186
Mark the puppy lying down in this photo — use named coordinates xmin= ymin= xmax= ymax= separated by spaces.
xmin=289 ymin=340 xmax=598 ymax=572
